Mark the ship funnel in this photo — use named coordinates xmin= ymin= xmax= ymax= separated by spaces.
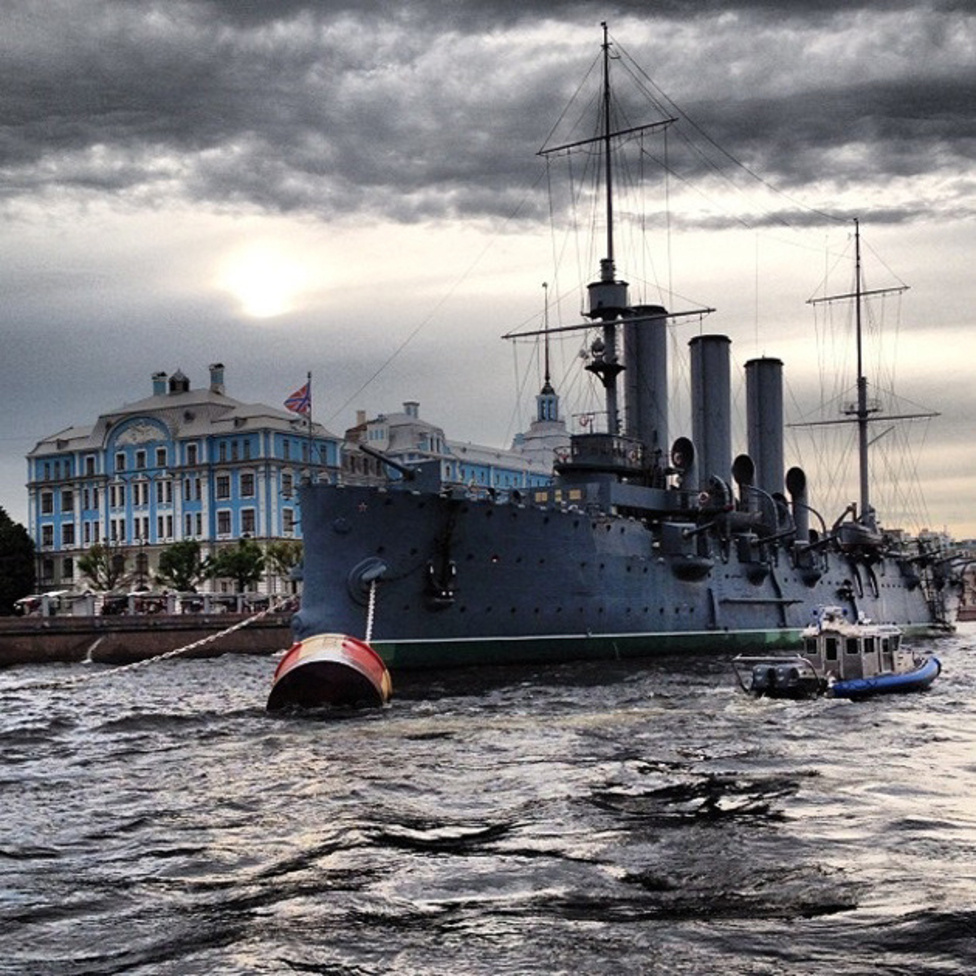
xmin=624 ymin=304 xmax=668 ymax=459
xmin=689 ymin=335 xmax=731 ymax=490
xmin=745 ymin=357 xmax=784 ymax=497
xmin=786 ymin=466 xmax=810 ymax=543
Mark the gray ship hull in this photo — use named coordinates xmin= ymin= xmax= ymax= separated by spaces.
xmin=293 ymin=483 xmax=943 ymax=671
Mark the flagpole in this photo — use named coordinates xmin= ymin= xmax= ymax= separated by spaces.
xmin=305 ymin=370 xmax=313 ymax=485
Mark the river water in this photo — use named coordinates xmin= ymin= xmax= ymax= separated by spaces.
xmin=3 ymin=625 xmax=976 ymax=975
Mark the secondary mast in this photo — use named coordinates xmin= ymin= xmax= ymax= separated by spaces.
xmin=805 ymin=219 xmax=936 ymax=530
xmin=853 ymin=219 xmax=871 ymax=519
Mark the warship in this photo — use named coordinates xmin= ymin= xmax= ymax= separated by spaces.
xmin=293 ymin=26 xmax=956 ymax=670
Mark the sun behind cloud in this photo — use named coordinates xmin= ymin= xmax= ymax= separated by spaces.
xmin=215 ymin=242 xmax=313 ymax=318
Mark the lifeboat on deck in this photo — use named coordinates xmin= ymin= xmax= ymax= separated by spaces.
xmin=267 ymin=633 xmax=393 ymax=711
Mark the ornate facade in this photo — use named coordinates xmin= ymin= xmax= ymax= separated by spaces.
xmin=27 ymin=364 xmax=340 ymax=592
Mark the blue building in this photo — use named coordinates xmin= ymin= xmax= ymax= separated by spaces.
xmin=27 ymin=364 xmax=340 ymax=593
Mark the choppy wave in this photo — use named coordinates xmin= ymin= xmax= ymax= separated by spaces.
xmin=2 ymin=630 xmax=976 ymax=974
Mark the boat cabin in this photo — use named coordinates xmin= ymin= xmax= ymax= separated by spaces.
xmin=802 ymin=625 xmax=904 ymax=681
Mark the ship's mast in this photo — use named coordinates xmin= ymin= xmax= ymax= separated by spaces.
xmin=601 ymin=21 xmax=615 ymax=273
xmin=804 ymin=220 xmax=931 ymax=528
xmin=853 ymin=218 xmax=870 ymax=518
xmin=529 ymin=27 xmax=681 ymax=436
xmin=582 ymin=21 xmax=626 ymax=435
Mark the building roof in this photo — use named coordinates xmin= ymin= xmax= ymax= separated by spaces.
xmin=28 ymin=371 xmax=338 ymax=456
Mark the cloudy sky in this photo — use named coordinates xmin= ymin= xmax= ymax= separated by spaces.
xmin=2 ymin=0 xmax=975 ymax=535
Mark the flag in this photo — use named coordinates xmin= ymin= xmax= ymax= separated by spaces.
xmin=284 ymin=382 xmax=311 ymax=416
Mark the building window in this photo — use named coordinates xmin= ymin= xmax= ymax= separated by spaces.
xmin=216 ymin=474 xmax=231 ymax=500
xmin=115 ymin=452 xmax=126 ymax=472
xmin=41 ymin=524 xmax=54 ymax=547
xmin=240 ymin=473 xmax=255 ymax=497
xmin=186 ymin=443 xmax=198 ymax=465
xmin=41 ymin=558 xmax=54 ymax=582
xmin=156 ymin=447 xmax=167 ymax=468
xmin=283 ymin=508 xmax=295 ymax=534
xmin=195 ymin=512 xmax=203 ymax=537
xmin=241 ymin=508 xmax=256 ymax=535
xmin=91 ymin=487 xmax=99 ymax=510
xmin=156 ymin=479 xmax=173 ymax=505
xmin=184 ymin=513 xmax=193 ymax=538
xmin=62 ymin=523 xmax=75 ymax=547
xmin=283 ymin=439 xmax=291 ymax=460
xmin=217 ymin=510 xmax=231 ymax=535
xmin=85 ymin=455 xmax=96 ymax=476
xmin=231 ymin=441 xmax=239 ymax=461
xmin=135 ymin=450 xmax=147 ymax=470
xmin=243 ymin=440 xmax=251 ymax=460
xmin=282 ymin=472 xmax=293 ymax=498
xmin=218 ymin=442 xmax=227 ymax=462
xmin=62 ymin=488 xmax=74 ymax=511
xmin=63 ymin=557 xmax=74 ymax=581
xmin=41 ymin=491 xmax=54 ymax=515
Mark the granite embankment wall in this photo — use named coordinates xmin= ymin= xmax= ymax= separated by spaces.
xmin=0 ymin=613 xmax=294 ymax=667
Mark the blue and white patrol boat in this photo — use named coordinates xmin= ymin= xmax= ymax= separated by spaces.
xmin=732 ymin=606 xmax=940 ymax=699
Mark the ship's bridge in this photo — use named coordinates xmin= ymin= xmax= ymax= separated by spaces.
xmin=561 ymin=433 xmax=645 ymax=475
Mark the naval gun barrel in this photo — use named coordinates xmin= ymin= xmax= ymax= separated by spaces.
xmin=357 ymin=443 xmax=416 ymax=480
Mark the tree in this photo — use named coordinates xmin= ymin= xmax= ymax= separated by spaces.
xmin=265 ymin=539 xmax=303 ymax=592
xmin=0 ymin=507 xmax=35 ymax=614
xmin=155 ymin=540 xmax=206 ymax=593
xmin=77 ymin=542 xmax=128 ymax=591
xmin=206 ymin=538 xmax=266 ymax=593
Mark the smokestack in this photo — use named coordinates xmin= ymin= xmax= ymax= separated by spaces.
xmin=745 ymin=357 xmax=784 ymax=497
xmin=624 ymin=304 xmax=668 ymax=458
xmin=689 ymin=335 xmax=732 ymax=490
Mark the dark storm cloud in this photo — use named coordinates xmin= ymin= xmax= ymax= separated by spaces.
xmin=190 ymin=0 xmax=968 ymax=28
xmin=1 ymin=0 xmax=973 ymax=226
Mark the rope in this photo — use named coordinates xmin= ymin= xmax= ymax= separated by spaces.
xmin=365 ymin=580 xmax=377 ymax=644
xmin=7 ymin=596 xmax=293 ymax=693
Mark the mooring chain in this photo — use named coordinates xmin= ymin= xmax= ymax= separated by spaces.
xmin=365 ymin=579 xmax=377 ymax=644
xmin=7 ymin=596 xmax=292 ymax=693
